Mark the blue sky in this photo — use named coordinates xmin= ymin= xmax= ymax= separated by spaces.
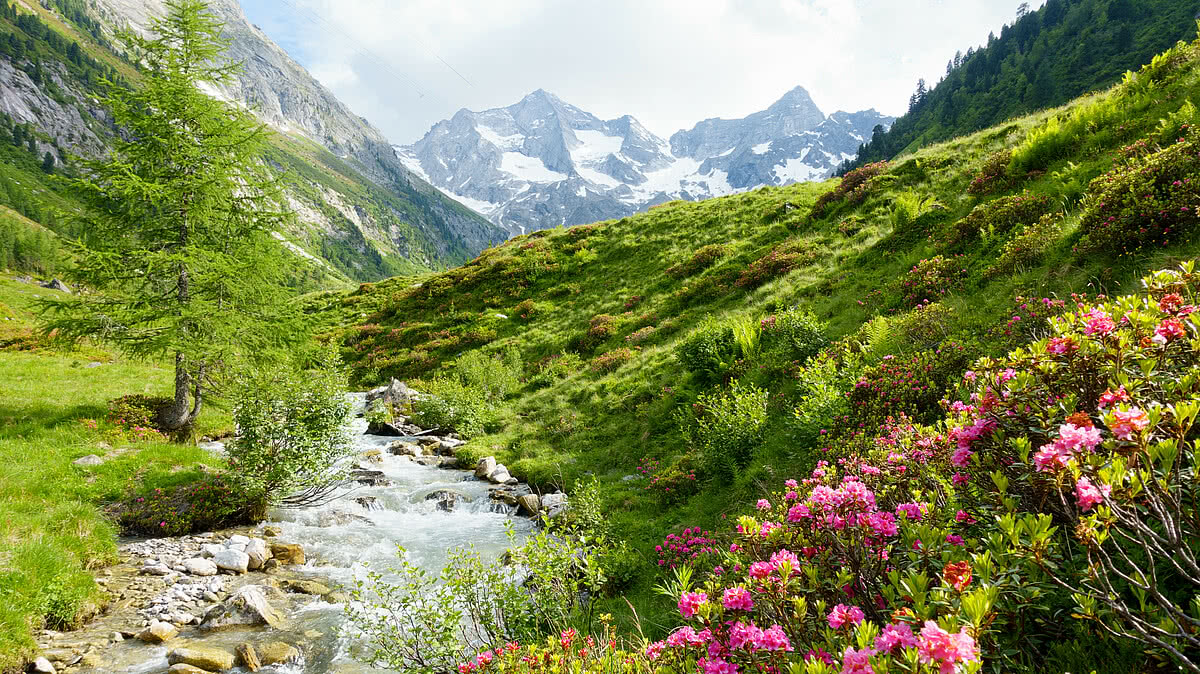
xmin=239 ymin=0 xmax=1043 ymax=144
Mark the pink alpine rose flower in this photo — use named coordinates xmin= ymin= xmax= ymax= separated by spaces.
xmin=1109 ymin=407 xmax=1150 ymax=441
xmin=828 ymin=603 xmax=865 ymax=629
xmin=1075 ymin=477 xmax=1111 ymax=512
xmin=722 ymin=587 xmax=755 ymax=611
xmin=678 ymin=591 xmax=707 ymax=618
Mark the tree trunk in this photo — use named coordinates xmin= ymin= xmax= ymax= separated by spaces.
xmin=157 ymin=351 xmax=194 ymax=431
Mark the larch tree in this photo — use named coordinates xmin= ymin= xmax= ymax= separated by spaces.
xmin=44 ymin=0 xmax=300 ymax=433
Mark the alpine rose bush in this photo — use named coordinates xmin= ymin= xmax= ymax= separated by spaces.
xmin=945 ymin=261 xmax=1200 ymax=669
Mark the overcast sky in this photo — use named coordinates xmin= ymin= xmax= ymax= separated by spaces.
xmin=238 ymin=0 xmax=1043 ymax=145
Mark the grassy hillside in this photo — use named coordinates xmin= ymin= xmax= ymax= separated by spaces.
xmin=0 ymin=275 xmax=233 ymax=672
xmin=315 ymin=30 xmax=1200 ymax=669
xmin=842 ymin=0 xmax=1200 ymax=172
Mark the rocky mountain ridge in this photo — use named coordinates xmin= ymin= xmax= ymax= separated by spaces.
xmin=0 ymin=0 xmax=504 ymax=281
xmin=399 ymin=87 xmax=893 ymax=235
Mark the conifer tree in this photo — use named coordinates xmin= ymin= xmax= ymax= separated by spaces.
xmin=44 ymin=0 xmax=299 ymax=433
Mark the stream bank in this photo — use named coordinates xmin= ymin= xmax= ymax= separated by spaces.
xmin=29 ymin=388 xmax=557 ymax=674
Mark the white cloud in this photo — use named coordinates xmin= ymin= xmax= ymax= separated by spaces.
xmin=240 ymin=0 xmax=1043 ymax=143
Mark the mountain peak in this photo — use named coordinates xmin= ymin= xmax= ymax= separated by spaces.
xmin=769 ymin=85 xmax=820 ymax=113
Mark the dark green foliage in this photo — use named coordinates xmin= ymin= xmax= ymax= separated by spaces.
xmin=0 ymin=217 xmax=57 ymax=275
xmin=988 ymin=213 xmax=1065 ymax=275
xmin=409 ymin=378 xmax=490 ymax=439
xmin=944 ymin=191 xmax=1055 ymax=247
xmin=760 ymin=306 xmax=828 ymax=364
xmin=675 ymin=316 xmax=737 ymax=385
xmin=897 ymin=255 xmax=968 ymax=308
xmin=1078 ymin=128 xmax=1200 ymax=255
xmin=843 ymin=0 xmax=1200 ymax=172
xmin=115 ymin=474 xmax=252 ymax=536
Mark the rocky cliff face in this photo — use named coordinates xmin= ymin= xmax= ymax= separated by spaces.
xmin=401 ymin=87 xmax=893 ymax=236
xmin=1 ymin=0 xmax=503 ymax=280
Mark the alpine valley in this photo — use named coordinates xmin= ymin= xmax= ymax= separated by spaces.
xmin=398 ymin=87 xmax=893 ymax=235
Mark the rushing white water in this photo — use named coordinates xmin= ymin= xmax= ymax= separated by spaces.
xmin=117 ymin=393 xmax=533 ymax=673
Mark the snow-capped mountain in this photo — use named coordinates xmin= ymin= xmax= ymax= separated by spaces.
xmin=398 ymin=87 xmax=893 ymax=235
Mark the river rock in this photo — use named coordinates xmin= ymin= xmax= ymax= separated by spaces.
xmin=269 ymin=543 xmax=305 ymax=565
xmin=518 ymin=493 xmax=541 ymax=516
xmin=365 ymin=420 xmax=405 ymax=436
xmin=141 ymin=562 xmax=171 ymax=576
xmin=354 ymin=496 xmax=380 ymax=510
xmin=72 ymin=454 xmax=103 ymax=466
xmin=136 ymin=620 xmax=178 ymax=644
xmin=228 ymin=534 xmax=249 ymax=545
xmin=349 ymin=469 xmax=393 ymax=487
xmin=168 ymin=665 xmax=210 ymax=674
xmin=424 ymin=489 xmax=461 ymax=512
xmin=487 ymin=464 xmax=514 ymax=484
xmin=200 ymin=585 xmax=282 ymax=630
xmin=40 ymin=278 xmax=71 ymax=293
xmin=281 ymin=579 xmax=331 ymax=596
xmin=183 ymin=558 xmax=218 ymax=576
xmin=388 ymin=441 xmax=421 ymax=457
xmin=236 ymin=643 xmax=261 ymax=672
xmin=256 ymin=641 xmax=300 ymax=666
xmin=167 ymin=646 xmax=235 ymax=671
xmin=30 ymin=657 xmax=55 ymax=673
xmin=475 ymin=456 xmax=496 ymax=478
xmin=245 ymin=538 xmax=271 ymax=570
xmin=200 ymin=543 xmax=224 ymax=558
xmin=541 ymin=492 xmax=568 ymax=510
xmin=212 ymin=548 xmax=249 ymax=574
xmin=261 ymin=525 xmax=281 ymax=537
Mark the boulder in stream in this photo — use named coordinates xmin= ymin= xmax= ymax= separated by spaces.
xmin=269 ymin=543 xmax=305 ymax=565
xmin=256 ymin=641 xmax=301 ymax=667
xmin=135 ymin=619 xmax=178 ymax=644
xmin=518 ymin=493 xmax=541 ymax=516
xmin=30 ymin=657 xmax=55 ymax=673
xmin=199 ymin=585 xmax=282 ymax=630
xmin=475 ymin=456 xmax=496 ymax=479
xmin=424 ymin=489 xmax=464 ymax=512
xmin=167 ymin=646 xmax=235 ymax=672
xmin=211 ymin=548 xmax=249 ymax=574
xmin=245 ymin=538 xmax=271 ymax=570
xmin=349 ymin=469 xmax=393 ymax=487
xmin=235 ymin=643 xmax=261 ymax=672
xmin=183 ymin=558 xmax=217 ymax=577
xmin=167 ymin=665 xmax=210 ymax=674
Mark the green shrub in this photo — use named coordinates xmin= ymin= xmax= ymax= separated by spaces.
xmin=675 ymin=316 xmax=737 ymax=385
xmin=528 ymin=352 xmax=584 ymax=388
xmin=513 ymin=299 xmax=538 ymax=320
xmin=790 ymin=350 xmax=858 ymax=448
xmin=227 ymin=349 xmax=354 ymax=516
xmin=944 ymin=192 xmax=1054 ymax=246
xmin=665 ymin=244 xmax=727 ymax=278
xmin=682 ymin=382 xmax=769 ymax=479
xmin=988 ymin=213 xmax=1065 ymax=277
xmin=453 ymin=348 xmax=522 ymax=402
xmin=410 ymin=378 xmax=489 ymax=439
xmin=105 ymin=394 xmax=170 ymax=439
xmin=1010 ymin=95 xmax=1126 ymax=174
xmin=115 ymin=474 xmax=252 ymax=536
xmin=1078 ymin=128 xmax=1200 ymax=256
xmin=624 ymin=326 xmax=656 ymax=344
xmin=590 ymin=347 xmax=634 ymax=373
xmin=888 ymin=191 xmax=936 ymax=232
xmin=760 ymin=306 xmax=828 ymax=364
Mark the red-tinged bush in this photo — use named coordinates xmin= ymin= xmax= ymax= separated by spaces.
xmin=590 ymin=348 xmax=634 ymax=373
xmin=967 ymin=149 xmax=1014 ymax=195
xmin=666 ymin=244 xmax=727 ymax=278
xmin=986 ymin=213 xmax=1065 ymax=277
xmin=1078 ymin=128 xmax=1200 ymax=255
xmin=898 ymin=255 xmax=968 ymax=308
xmin=655 ymin=526 xmax=718 ymax=570
xmin=811 ymin=161 xmax=891 ymax=218
xmin=115 ymin=474 xmax=252 ymax=536
xmin=105 ymin=394 xmax=170 ymax=439
xmin=736 ymin=239 xmax=820 ymax=288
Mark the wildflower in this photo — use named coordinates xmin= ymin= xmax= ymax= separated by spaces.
xmin=951 ymin=472 xmax=969 ymax=486
xmin=756 ymin=499 xmax=771 ymax=511
xmin=1047 ymin=337 xmax=1077 ymax=355
xmin=876 ymin=622 xmax=919 ymax=653
xmin=896 ymin=502 xmax=923 ymax=521
xmin=1097 ymin=386 xmax=1129 ymax=409
xmin=1082 ymin=308 xmax=1115 ymax=335
xmin=1109 ymin=407 xmax=1149 ymax=441
xmin=943 ymin=561 xmax=971 ymax=591
xmin=842 ymin=646 xmax=876 ymax=674
xmin=946 ymin=534 xmax=965 ymax=546
xmin=1153 ymin=318 xmax=1187 ymax=344
xmin=1075 ymin=477 xmax=1110 ymax=512
xmin=917 ymin=621 xmax=978 ymax=673
xmin=955 ymin=510 xmax=976 ymax=524
xmin=951 ymin=447 xmax=973 ymax=467
xmin=678 ymin=591 xmax=707 ymax=618
xmin=1159 ymin=292 xmax=1184 ymax=314
xmin=828 ymin=603 xmax=865 ymax=629
xmin=722 ymin=587 xmax=755 ymax=611
xmin=754 ymin=625 xmax=792 ymax=652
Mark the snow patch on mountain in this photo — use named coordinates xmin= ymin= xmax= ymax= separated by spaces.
xmin=401 ymin=87 xmax=893 ymax=236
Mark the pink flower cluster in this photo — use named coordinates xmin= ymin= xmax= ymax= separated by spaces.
xmin=1033 ymin=422 xmax=1102 ymax=472
xmin=1075 ymin=477 xmax=1111 ymax=512
xmin=827 ymin=603 xmax=865 ymax=629
xmin=840 ymin=621 xmax=977 ymax=674
xmin=678 ymin=591 xmax=708 ymax=618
